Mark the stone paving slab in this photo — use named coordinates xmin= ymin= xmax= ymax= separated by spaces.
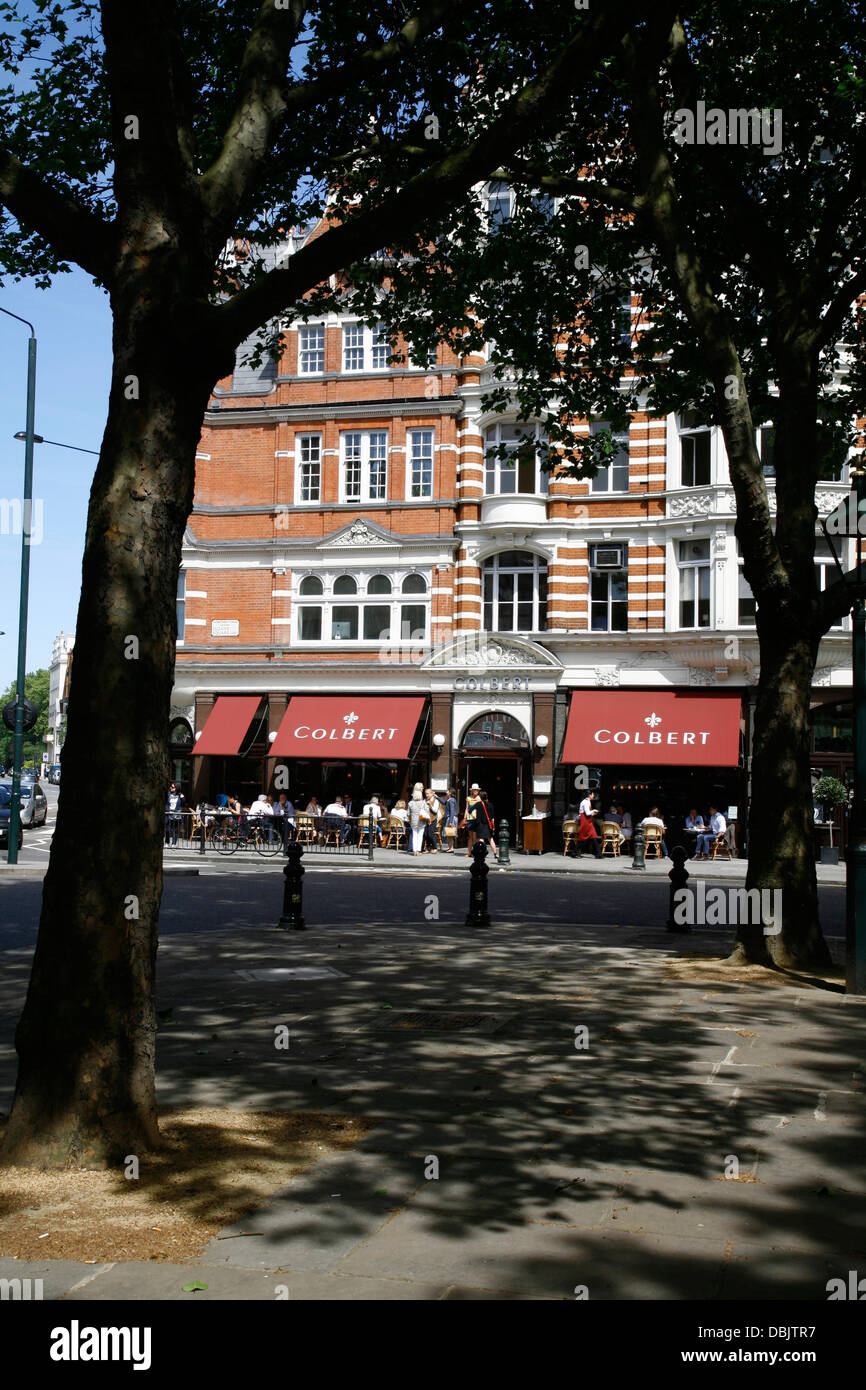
xmin=58 ymin=1260 xmax=448 ymax=1301
xmin=0 ymin=1258 xmax=115 ymax=1301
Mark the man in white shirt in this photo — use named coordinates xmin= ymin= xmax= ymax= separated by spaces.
xmin=696 ymin=806 xmax=727 ymax=858
xmin=248 ymin=794 xmax=273 ymax=818
xmin=323 ymin=795 xmax=351 ymax=843
xmin=640 ymin=807 xmax=669 ymax=857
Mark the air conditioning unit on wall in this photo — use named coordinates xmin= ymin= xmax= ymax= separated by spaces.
xmin=593 ymin=546 xmax=625 ymax=569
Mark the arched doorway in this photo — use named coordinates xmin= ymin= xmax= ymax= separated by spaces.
xmin=457 ymin=711 xmax=532 ymax=844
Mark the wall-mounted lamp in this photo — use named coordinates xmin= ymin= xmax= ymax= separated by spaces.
xmin=535 ymin=733 xmax=549 ymax=749
xmin=268 ymin=731 xmax=278 ymax=743
xmin=432 ymin=732 xmax=446 ymax=757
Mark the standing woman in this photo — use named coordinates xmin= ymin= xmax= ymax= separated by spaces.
xmin=443 ymin=786 xmax=459 ymax=853
xmin=407 ymin=791 xmax=426 ymax=856
xmin=473 ymin=789 xmax=499 ymax=861
xmin=462 ymin=784 xmax=482 ymax=857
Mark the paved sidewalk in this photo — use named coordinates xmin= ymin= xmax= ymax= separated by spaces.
xmin=2 ymin=909 xmax=862 ymax=1301
xmin=1 ymin=849 xmax=848 ymax=885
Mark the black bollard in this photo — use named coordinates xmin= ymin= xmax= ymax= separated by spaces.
xmin=667 ymin=845 xmax=691 ymax=932
xmin=497 ymin=818 xmax=511 ymax=866
xmin=278 ymin=841 xmax=306 ymax=931
xmin=465 ymin=840 xmax=491 ymax=927
xmin=631 ymin=821 xmax=646 ymax=870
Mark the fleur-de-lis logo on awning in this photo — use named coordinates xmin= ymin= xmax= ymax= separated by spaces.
xmin=645 ymin=712 xmax=662 ymax=728
xmin=344 ymin=711 xmax=359 ymax=725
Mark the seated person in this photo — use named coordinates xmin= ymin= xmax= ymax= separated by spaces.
xmin=323 ymin=795 xmax=351 ymax=842
xmin=606 ymin=805 xmax=623 ymax=826
xmin=640 ymin=807 xmax=669 ymax=857
xmin=390 ymin=800 xmax=408 ymax=823
xmin=684 ymin=808 xmax=705 ymax=857
xmin=617 ymin=805 xmax=632 ymax=844
xmin=304 ymin=796 xmax=321 ymax=817
xmin=362 ymin=795 xmax=384 ymax=843
xmin=696 ymin=806 xmax=727 ymax=858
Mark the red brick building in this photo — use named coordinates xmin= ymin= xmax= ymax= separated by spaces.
xmin=170 ymin=220 xmax=855 ymax=848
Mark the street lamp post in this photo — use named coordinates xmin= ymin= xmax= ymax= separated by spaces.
xmin=0 ymin=307 xmax=37 ymax=864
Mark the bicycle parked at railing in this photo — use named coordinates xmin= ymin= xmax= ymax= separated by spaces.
xmin=212 ymin=816 xmax=283 ymax=856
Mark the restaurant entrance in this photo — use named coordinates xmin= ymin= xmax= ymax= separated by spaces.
xmin=457 ymin=711 xmax=532 ymax=845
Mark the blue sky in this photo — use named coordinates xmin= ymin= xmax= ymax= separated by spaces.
xmin=0 ymin=268 xmax=112 ymax=692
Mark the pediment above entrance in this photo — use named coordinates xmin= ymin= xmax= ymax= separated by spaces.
xmin=317 ymin=518 xmax=401 ymax=550
xmin=423 ymin=634 xmax=561 ymax=670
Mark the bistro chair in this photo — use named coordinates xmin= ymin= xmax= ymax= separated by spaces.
xmin=322 ymin=814 xmax=343 ymax=847
xmin=385 ymin=815 xmax=407 ymax=849
xmin=643 ymin=825 xmax=664 ymax=859
xmin=711 ymin=832 xmax=733 ymax=861
xmin=562 ymin=820 xmax=577 ymax=856
xmin=295 ymin=813 xmax=317 ymax=845
xmin=357 ymin=815 xmax=377 ymax=849
xmin=600 ymin=821 xmax=622 ymax=857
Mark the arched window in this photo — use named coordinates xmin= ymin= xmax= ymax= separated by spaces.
xmin=294 ymin=571 xmax=431 ymax=645
xmin=482 ymin=551 xmax=548 ymax=633
xmin=461 ymin=712 xmax=530 ymax=750
xmin=484 ymin=423 xmax=549 ymax=496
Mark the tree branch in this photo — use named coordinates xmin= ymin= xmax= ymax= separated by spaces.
xmin=198 ymin=0 xmax=307 ymax=235
xmin=200 ymin=0 xmax=474 ymax=239
xmin=493 ymin=162 xmax=645 ymax=214
xmin=620 ymin=18 xmax=787 ymax=605
xmin=216 ymin=0 xmax=653 ymax=350
xmin=815 ymin=262 xmax=866 ymax=351
xmin=0 ymin=147 xmax=115 ymax=283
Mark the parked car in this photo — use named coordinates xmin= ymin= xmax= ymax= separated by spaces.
xmin=0 ymin=778 xmax=49 ymax=845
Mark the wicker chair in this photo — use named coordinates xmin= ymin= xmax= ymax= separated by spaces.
xmin=711 ymin=831 xmax=733 ymax=861
xmin=562 ymin=819 xmax=578 ymax=855
xmin=295 ymin=813 xmax=317 ymax=845
xmin=601 ymin=821 xmax=622 ymax=857
xmin=357 ymin=815 xmax=377 ymax=848
xmin=643 ymin=825 xmax=664 ymax=859
xmin=385 ymin=815 xmax=407 ymax=849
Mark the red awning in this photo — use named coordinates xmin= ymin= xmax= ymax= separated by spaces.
xmin=271 ymin=696 xmax=426 ymax=759
xmin=194 ymin=696 xmax=262 ymax=755
xmin=560 ymin=691 xmax=741 ymax=767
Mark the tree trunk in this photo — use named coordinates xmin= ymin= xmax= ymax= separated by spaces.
xmin=730 ymin=618 xmax=832 ymax=971
xmin=1 ymin=302 xmax=217 ymax=1166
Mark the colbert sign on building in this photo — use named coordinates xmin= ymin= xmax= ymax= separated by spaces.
xmin=271 ymin=697 xmax=425 ymax=758
xmin=560 ymin=692 xmax=742 ymax=767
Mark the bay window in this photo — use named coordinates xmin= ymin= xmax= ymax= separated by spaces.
xmin=484 ymin=423 xmax=549 ymax=495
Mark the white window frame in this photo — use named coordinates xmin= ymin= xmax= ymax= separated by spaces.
xmin=295 ymin=433 xmax=322 ymax=503
xmin=588 ymin=545 xmax=628 ymax=632
xmin=341 ymin=430 xmax=389 ymax=503
xmin=342 ymin=321 xmax=390 ymax=372
xmin=484 ymin=422 xmax=550 ymax=496
xmin=298 ymin=324 xmax=325 ymax=374
xmin=176 ymin=571 xmax=186 ymax=643
xmin=292 ymin=571 xmax=431 ymax=646
xmin=589 ymin=421 xmax=630 ymax=493
xmin=407 ymin=429 xmax=434 ymax=499
xmin=482 ymin=551 xmax=548 ymax=634
xmin=679 ymin=416 xmax=713 ymax=487
xmin=678 ymin=538 xmax=712 ymax=629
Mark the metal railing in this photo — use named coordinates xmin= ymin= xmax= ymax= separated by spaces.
xmin=164 ymin=810 xmax=379 ymax=858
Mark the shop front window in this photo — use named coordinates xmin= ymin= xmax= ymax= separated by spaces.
xmin=461 ymin=711 xmax=530 ymax=750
